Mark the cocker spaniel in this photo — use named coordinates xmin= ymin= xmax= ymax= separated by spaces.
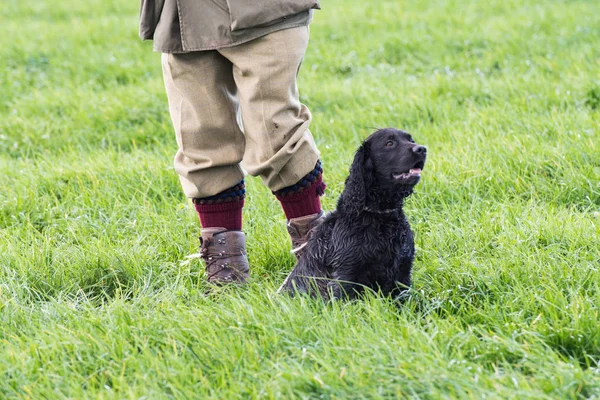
xmin=279 ymin=128 xmax=427 ymax=299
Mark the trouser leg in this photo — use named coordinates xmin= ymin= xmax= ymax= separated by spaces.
xmin=161 ymin=51 xmax=246 ymax=198
xmin=218 ymin=26 xmax=321 ymax=193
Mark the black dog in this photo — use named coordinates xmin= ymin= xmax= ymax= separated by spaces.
xmin=279 ymin=128 xmax=427 ymax=299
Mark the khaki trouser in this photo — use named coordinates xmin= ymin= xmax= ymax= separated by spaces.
xmin=161 ymin=26 xmax=320 ymax=199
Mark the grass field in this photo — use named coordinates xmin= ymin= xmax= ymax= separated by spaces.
xmin=1 ymin=0 xmax=600 ymax=398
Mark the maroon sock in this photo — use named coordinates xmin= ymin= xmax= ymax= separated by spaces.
xmin=193 ymin=181 xmax=245 ymax=231
xmin=274 ymin=161 xmax=326 ymax=220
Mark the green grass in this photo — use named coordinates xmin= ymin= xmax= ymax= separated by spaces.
xmin=1 ymin=0 xmax=599 ymax=398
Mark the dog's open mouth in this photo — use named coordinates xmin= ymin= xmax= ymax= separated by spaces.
xmin=392 ymin=161 xmax=425 ymax=180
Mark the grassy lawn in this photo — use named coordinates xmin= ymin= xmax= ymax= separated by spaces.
xmin=1 ymin=0 xmax=599 ymax=398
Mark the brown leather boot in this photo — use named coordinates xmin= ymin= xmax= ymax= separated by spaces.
xmin=199 ymin=228 xmax=249 ymax=284
xmin=286 ymin=211 xmax=326 ymax=259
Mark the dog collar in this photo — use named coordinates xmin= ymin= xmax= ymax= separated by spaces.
xmin=363 ymin=207 xmax=397 ymax=214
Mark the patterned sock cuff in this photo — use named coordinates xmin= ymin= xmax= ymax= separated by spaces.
xmin=273 ymin=161 xmax=325 ymax=197
xmin=192 ymin=180 xmax=246 ymax=205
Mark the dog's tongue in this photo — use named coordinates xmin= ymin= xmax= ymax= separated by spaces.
xmin=409 ymin=168 xmax=422 ymax=174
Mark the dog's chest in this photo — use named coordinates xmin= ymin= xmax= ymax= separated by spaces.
xmin=360 ymin=227 xmax=413 ymax=289
xmin=333 ymin=218 xmax=413 ymax=271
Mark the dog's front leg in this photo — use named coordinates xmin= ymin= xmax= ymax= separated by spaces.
xmin=326 ymin=279 xmax=362 ymax=300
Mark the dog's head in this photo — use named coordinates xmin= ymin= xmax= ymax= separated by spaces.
xmin=368 ymin=128 xmax=427 ymax=188
xmin=339 ymin=128 xmax=427 ymax=214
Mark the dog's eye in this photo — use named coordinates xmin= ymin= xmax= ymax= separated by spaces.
xmin=385 ymin=141 xmax=394 ymax=147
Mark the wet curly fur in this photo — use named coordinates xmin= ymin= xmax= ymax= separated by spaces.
xmin=279 ymin=128 xmax=427 ymax=299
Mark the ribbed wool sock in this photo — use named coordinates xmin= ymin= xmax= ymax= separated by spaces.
xmin=192 ymin=181 xmax=245 ymax=231
xmin=274 ymin=161 xmax=326 ymax=220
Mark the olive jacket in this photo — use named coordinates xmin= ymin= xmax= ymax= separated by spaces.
xmin=139 ymin=0 xmax=320 ymax=53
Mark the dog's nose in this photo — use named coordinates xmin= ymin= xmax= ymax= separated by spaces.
xmin=412 ymin=145 xmax=427 ymax=155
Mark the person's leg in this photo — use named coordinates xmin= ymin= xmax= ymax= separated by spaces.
xmin=218 ymin=27 xmax=326 ymax=255
xmin=162 ymin=51 xmax=249 ymax=283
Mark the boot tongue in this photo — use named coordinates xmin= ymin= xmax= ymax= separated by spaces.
xmin=201 ymin=227 xmax=228 ymax=235
xmin=287 ymin=212 xmax=321 ymax=237
xmin=294 ymin=223 xmax=312 ymax=238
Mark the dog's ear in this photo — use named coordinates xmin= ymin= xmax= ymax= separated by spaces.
xmin=338 ymin=142 xmax=373 ymax=215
